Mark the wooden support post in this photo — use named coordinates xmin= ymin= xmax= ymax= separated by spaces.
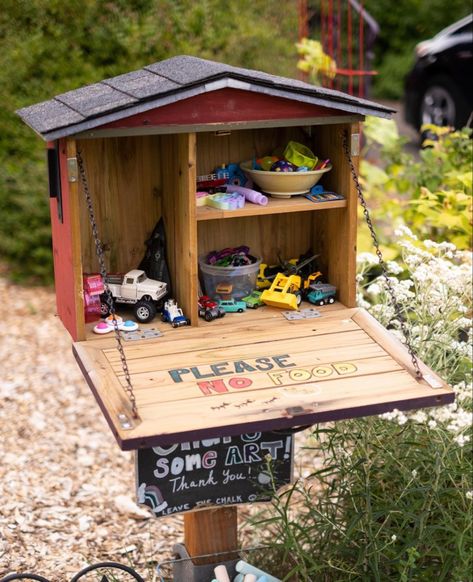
xmin=184 ymin=506 xmax=239 ymax=565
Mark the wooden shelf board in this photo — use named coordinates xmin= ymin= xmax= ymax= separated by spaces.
xmin=74 ymin=304 xmax=453 ymax=450
xmin=196 ymin=196 xmax=347 ymax=221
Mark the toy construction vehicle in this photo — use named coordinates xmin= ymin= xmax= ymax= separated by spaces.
xmin=307 ymin=283 xmax=337 ymax=306
xmin=260 ymin=254 xmax=324 ymax=310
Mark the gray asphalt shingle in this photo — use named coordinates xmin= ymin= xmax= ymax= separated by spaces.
xmin=17 ymin=55 xmax=395 ymax=140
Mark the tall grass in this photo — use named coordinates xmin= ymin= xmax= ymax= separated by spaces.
xmin=249 ymin=235 xmax=472 ymax=581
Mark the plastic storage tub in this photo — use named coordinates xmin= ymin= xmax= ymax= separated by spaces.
xmin=199 ymin=256 xmax=261 ymax=300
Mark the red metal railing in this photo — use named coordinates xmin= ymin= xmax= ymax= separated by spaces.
xmin=299 ymin=0 xmax=379 ymax=97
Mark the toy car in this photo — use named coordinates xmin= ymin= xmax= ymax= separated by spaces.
xmin=242 ymin=290 xmax=264 ymax=309
xmin=161 ymin=299 xmax=190 ymax=328
xmin=100 ymin=269 xmax=167 ymax=323
xmin=218 ymin=298 xmax=247 ymax=313
xmin=198 ymin=296 xmax=225 ymax=321
xmin=306 ymin=283 xmax=337 ymax=306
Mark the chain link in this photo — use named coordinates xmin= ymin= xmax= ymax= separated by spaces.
xmin=76 ymin=149 xmax=139 ymax=418
xmin=342 ymin=129 xmax=423 ymax=380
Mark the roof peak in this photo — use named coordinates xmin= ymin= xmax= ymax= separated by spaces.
xmin=17 ymin=54 xmax=394 ymax=140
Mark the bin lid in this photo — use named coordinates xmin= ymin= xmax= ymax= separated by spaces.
xmin=73 ymin=305 xmax=452 ymax=450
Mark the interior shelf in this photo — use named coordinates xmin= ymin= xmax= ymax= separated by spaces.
xmin=196 ymin=195 xmax=347 ymax=221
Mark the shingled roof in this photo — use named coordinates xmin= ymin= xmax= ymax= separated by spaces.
xmin=17 ymin=55 xmax=394 ymax=140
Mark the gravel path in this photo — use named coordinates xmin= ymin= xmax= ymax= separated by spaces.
xmin=0 ymin=278 xmax=318 ymax=581
xmin=0 ymin=278 xmax=183 ymax=580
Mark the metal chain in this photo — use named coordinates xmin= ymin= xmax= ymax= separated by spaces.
xmin=342 ymin=129 xmax=423 ymax=380
xmin=76 ymin=149 xmax=139 ymax=418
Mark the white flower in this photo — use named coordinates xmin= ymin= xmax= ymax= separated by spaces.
xmin=391 ymin=534 xmax=397 ymax=542
xmin=394 ymin=225 xmax=417 ymax=239
xmin=428 ymin=420 xmax=437 ymax=429
xmin=454 ymin=434 xmax=470 ymax=447
xmin=466 ymin=491 xmax=473 ymax=500
xmin=357 ymin=252 xmax=378 ymax=265
xmin=367 ymin=283 xmax=381 ymax=296
xmin=411 ymin=469 xmax=418 ymax=479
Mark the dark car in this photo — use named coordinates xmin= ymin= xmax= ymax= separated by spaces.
xmin=404 ymin=14 xmax=473 ymax=135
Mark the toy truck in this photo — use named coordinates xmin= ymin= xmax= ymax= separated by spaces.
xmin=161 ymin=299 xmax=190 ymax=328
xmin=198 ymin=296 xmax=226 ymax=321
xmin=306 ymin=283 xmax=337 ymax=306
xmin=260 ymin=270 xmax=324 ymax=311
xmin=101 ymin=269 xmax=167 ymax=323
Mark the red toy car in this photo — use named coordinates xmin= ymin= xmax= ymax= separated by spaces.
xmin=198 ymin=296 xmax=226 ymax=321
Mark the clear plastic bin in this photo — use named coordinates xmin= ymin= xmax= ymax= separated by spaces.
xmin=199 ymin=256 xmax=261 ymax=300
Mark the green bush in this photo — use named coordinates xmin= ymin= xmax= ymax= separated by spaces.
xmin=362 ymin=0 xmax=471 ymax=99
xmin=0 ymin=0 xmax=298 ymax=284
xmin=358 ymin=119 xmax=472 ymax=254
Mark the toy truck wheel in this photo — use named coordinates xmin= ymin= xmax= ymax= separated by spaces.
xmin=237 ymin=308 xmax=244 ymax=313
xmin=134 ymin=300 xmax=157 ymax=323
xmin=328 ymin=297 xmax=335 ymax=304
xmin=204 ymin=311 xmax=214 ymax=322
xmin=100 ymin=301 xmax=110 ymax=316
xmin=295 ymin=292 xmax=302 ymax=306
xmin=318 ymin=299 xmax=326 ymax=306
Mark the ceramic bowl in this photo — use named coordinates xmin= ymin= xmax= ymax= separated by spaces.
xmin=240 ymin=160 xmax=332 ymax=198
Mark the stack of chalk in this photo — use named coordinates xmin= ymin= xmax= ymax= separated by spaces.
xmin=212 ymin=559 xmax=280 ymax=582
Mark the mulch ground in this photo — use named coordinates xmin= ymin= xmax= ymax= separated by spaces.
xmin=0 ymin=277 xmax=317 ymax=581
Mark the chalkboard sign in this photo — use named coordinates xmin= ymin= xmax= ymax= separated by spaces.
xmin=136 ymin=431 xmax=294 ymax=517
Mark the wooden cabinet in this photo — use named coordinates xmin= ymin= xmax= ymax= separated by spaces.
xmin=74 ymin=121 xmax=359 ymax=336
xmin=18 ymin=57 xmax=453 ymax=450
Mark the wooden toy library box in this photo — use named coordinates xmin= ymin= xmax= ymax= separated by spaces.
xmin=18 ymin=56 xmax=453 ymax=450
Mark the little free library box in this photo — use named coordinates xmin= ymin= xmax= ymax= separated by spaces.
xmin=18 ymin=56 xmax=453 ymax=451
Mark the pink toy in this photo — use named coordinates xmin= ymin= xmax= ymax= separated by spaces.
xmin=226 ymin=184 xmax=268 ymax=206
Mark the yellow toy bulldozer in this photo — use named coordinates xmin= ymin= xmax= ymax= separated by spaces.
xmin=260 ymin=254 xmax=324 ymax=310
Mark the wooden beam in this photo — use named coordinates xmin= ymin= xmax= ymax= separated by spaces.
xmin=184 ymin=507 xmax=238 ymax=565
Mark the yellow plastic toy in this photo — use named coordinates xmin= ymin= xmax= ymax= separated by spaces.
xmin=260 ymin=273 xmax=303 ymax=310
xmin=260 ymin=266 xmax=324 ymax=311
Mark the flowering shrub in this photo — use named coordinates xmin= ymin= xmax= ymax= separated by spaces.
xmin=250 ymin=232 xmax=472 ymax=580
xmin=359 ymin=120 xmax=472 ymax=253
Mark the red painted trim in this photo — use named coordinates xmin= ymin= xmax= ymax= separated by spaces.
xmin=49 ymin=139 xmax=78 ymax=340
xmin=101 ymin=88 xmax=345 ymax=130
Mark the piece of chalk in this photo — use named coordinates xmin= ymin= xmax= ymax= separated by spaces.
xmin=233 ymin=575 xmax=244 ymax=582
xmin=235 ymin=561 xmax=281 ymax=582
xmin=214 ymin=564 xmax=231 ymax=582
xmin=243 ymin=575 xmax=257 ymax=582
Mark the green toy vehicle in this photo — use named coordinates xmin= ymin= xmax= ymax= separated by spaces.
xmin=242 ymin=290 xmax=264 ymax=309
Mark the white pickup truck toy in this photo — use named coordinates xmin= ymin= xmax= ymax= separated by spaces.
xmin=100 ymin=269 xmax=167 ymax=323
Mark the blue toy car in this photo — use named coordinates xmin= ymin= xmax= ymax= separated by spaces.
xmin=218 ymin=298 xmax=247 ymax=313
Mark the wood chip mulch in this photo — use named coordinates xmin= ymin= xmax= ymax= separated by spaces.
xmin=0 ymin=277 xmax=319 ymax=581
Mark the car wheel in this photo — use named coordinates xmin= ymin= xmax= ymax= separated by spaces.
xmin=419 ymin=76 xmax=469 ymax=131
xmin=204 ymin=311 xmax=213 ymax=322
xmin=238 ymin=308 xmax=243 ymax=313
xmin=328 ymin=297 xmax=335 ymax=304
xmin=134 ymin=300 xmax=157 ymax=323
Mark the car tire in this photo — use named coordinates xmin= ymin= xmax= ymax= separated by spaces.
xmin=328 ymin=297 xmax=335 ymax=304
xmin=419 ymin=75 xmax=470 ymax=132
xmin=204 ymin=311 xmax=214 ymax=322
xmin=134 ymin=299 xmax=157 ymax=323
xmin=238 ymin=308 xmax=243 ymax=313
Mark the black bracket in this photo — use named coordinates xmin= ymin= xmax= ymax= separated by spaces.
xmin=47 ymin=142 xmax=62 ymax=222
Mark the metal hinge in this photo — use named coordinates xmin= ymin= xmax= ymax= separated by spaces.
xmin=67 ymin=157 xmax=78 ymax=182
